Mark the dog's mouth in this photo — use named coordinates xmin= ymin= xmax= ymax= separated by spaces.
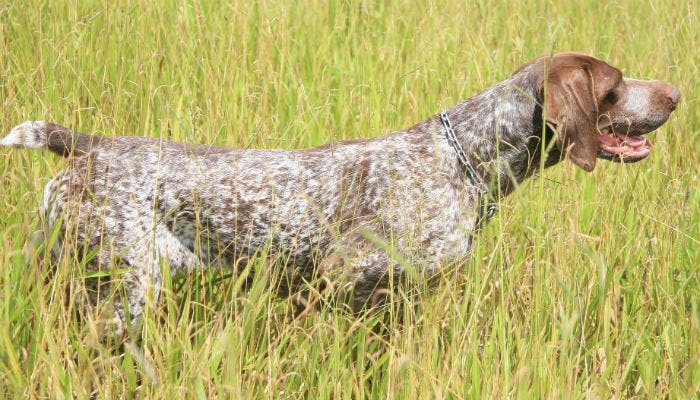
xmin=597 ymin=127 xmax=653 ymax=163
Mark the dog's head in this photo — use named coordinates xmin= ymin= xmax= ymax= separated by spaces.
xmin=520 ymin=52 xmax=680 ymax=171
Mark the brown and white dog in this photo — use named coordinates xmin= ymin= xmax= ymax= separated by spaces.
xmin=1 ymin=53 xmax=680 ymax=337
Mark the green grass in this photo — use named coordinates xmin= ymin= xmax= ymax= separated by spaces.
xmin=1 ymin=0 xmax=699 ymax=398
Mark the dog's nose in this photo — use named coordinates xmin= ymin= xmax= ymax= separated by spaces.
xmin=666 ymin=85 xmax=681 ymax=110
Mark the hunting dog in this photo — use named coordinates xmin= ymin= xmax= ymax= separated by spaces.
xmin=1 ymin=53 xmax=680 ymax=337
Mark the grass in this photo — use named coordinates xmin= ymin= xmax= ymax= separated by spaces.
xmin=1 ymin=0 xmax=699 ymax=398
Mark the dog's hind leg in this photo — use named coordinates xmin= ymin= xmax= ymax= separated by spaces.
xmin=96 ymin=223 xmax=200 ymax=339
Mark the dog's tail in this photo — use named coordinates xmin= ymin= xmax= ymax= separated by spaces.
xmin=1 ymin=121 xmax=100 ymax=157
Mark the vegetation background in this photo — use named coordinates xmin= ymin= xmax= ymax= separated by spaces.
xmin=1 ymin=0 xmax=698 ymax=398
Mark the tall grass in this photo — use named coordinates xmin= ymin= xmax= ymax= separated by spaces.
xmin=1 ymin=0 xmax=698 ymax=397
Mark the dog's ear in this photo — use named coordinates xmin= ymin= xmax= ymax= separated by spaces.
xmin=542 ymin=63 xmax=600 ymax=172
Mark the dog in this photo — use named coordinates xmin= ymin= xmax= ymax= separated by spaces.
xmin=1 ymin=52 xmax=680 ymax=337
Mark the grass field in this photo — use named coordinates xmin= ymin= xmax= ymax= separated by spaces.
xmin=1 ymin=0 xmax=698 ymax=398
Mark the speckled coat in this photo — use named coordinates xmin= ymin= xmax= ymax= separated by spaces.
xmin=1 ymin=52 xmax=679 ymax=337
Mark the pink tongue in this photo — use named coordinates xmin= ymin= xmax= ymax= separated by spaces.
xmin=600 ymin=132 xmax=653 ymax=149
xmin=617 ymin=133 xmax=648 ymax=148
xmin=599 ymin=133 xmax=620 ymax=146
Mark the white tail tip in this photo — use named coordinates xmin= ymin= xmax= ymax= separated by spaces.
xmin=1 ymin=121 xmax=48 ymax=149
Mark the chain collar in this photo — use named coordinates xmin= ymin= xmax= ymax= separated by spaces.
xmin=440 ymin=110 xmax=497 ymax=223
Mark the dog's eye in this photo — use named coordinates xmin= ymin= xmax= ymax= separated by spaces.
xmin=605 ymin=90 xmax=619 ymax=105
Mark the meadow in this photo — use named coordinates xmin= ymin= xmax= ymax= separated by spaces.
xmin=1 ymin=0 xmax=698 ymax=398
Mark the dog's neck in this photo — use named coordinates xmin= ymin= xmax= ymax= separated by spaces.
xmin=446 ymin=74 xmax=561 ymax=198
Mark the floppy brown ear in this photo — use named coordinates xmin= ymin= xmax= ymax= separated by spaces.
xmin=543 ymin=65 xmax=600 ymax=172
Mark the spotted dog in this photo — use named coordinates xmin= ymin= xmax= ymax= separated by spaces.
xmin=1 ymin=53 xmax=680 ymax=337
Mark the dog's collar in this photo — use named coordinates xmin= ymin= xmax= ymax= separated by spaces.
xmin=440 ymin=110 xmax=497 ymax=224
